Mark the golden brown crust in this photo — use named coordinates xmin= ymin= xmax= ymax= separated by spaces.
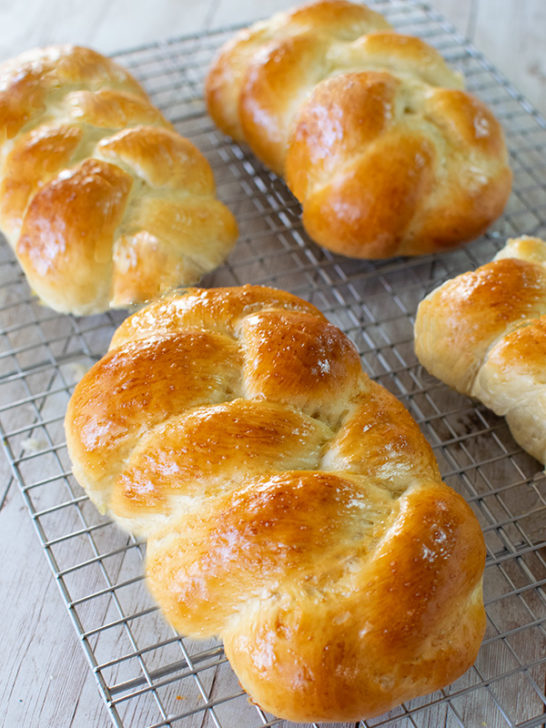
xmin=205 ymin=0 xmax=511 ymax=258
xmin=0 ymin=45 xmax=237 ymax=314
xmin=220 ymin=481 xmax=485 ymax=721
xmin=17 ymin=158 xmax=132 ymax=312
xmin=414 ymin=235 xmax=546 ymax=466
xmin=239 ymin=33 xmax=330 ymax=174
xmin=205 ymin=0 xmax=391 ymax=144
xmin=109 ymin=283 xmax=325 ymax=346
xmin=0 ymin=45 xmax=148 ymax=141
xmin=415 ymin=254 xmax=546 ymax=394
xmin=111 ymin=401 xmax=332 ymax=519
xmin=65 ymin=329 xmax=243 ymax=506
xmin=66 ymin=284 xmax=486 ymax=721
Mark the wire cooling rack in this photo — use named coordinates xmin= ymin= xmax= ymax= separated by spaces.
xmin=1 ymin=1 xmax=545 ymax=727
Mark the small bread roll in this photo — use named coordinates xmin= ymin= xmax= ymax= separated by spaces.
xmin=0 ymin=45 xmax=237 ymax=314
xmin=66 ymin=284 xmax=486 ymax=722
xmin=415 ymin=235 xmax=546 ymax=466
xmin=206 ymin=0 xmax=511 ymax=259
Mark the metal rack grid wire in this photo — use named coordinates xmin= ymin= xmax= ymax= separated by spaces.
xmin=1 ymin=1 xmax=545 ymax=727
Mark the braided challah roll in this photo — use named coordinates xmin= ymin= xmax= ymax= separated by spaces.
xmin=415 ymin=235 xmax=546 ymax=467
xmin=65 ymin=284 xmax=486 ymax=722
xmin=0 ymin=45 xmax=237 ymax=315
xmin=206 ymin=0 xmax=511 ymax=259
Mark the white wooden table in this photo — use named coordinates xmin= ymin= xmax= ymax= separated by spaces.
xmin=1 ymin=1 xmax=544 ymax=727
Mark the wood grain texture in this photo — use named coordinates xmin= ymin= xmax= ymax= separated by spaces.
xmin=1 ymin=479 xmax=111 ymax=728
xmin=0 ymin=1 xmax=544 ymax=727
xmin=434 ymin=0 xmax=545 ymax=116
xmin=0 ymin=0 xmax=217 ymax=57
xmin=473 ymin=0 xmax=545 ymax=117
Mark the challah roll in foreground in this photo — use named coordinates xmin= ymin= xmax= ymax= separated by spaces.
xmin=0 ymin=45 xmax=237 ymax=315
xmin=65 ymin=284 xmax=486 ymax=722
xmin=415 ymin=236 xmax=546 ymax=467
xmin=206 ymin=0 xmax=511 ymax=259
